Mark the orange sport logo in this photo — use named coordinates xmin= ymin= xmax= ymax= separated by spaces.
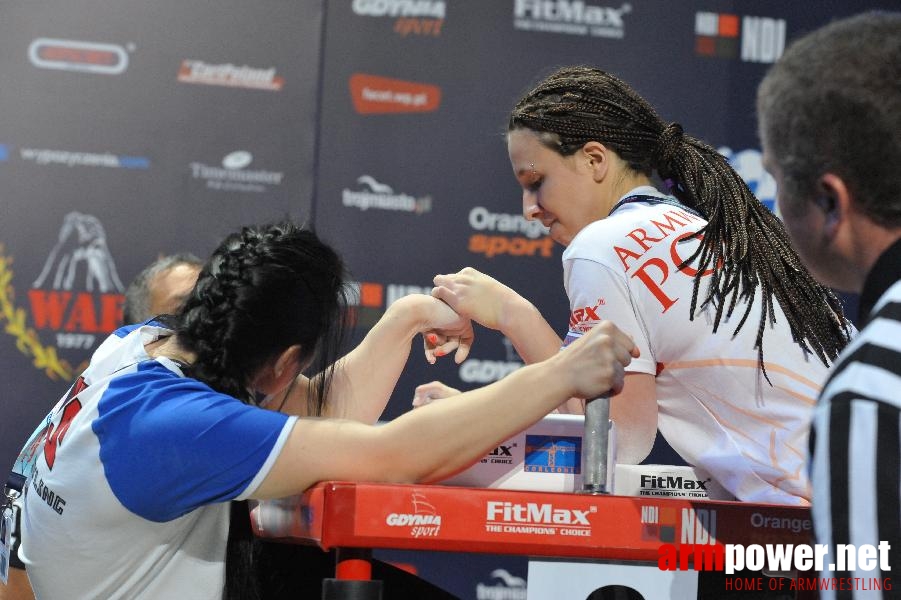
xmin=467 ymin=206 xmax=554 ymax=259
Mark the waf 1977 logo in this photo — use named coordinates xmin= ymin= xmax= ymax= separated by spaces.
xmin=0 ymin=212 xmax=125 ymax=380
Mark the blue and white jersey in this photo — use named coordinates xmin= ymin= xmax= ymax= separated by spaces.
xmin=19 ymin=323 xmax=296 ymax=599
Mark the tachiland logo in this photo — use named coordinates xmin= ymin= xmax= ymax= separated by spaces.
xmin=513 ymin=0 xmax=631 ymax=39
xmin=0 ymin=212 xmax=125 ymax=381
xmin=28 ymin=38 xmax=129 ymax=75
xmin=189 ymin=151 xmax=284 ymax=193
xmin=476 ymin=568 xmax=527 ymax=600
xmin=349 ymin=74 xmax=441 ymax=114
xmin=342 ymin=175 xmax=433 ymax=214
xmin=694 ymin=12 xmax=786 ymax=63
xmin=352 ymin=0 xmax=445 ymax=36
xmin=385 ymin=491 xmax=442 ymax=538
xmin=719 ymin=147 xmax=777 ymax=213
xmin=177 ymin=59 xmax=284 ymax=91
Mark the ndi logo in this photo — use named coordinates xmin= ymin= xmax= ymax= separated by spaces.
xmin=695 ymin=13 xmax=785 ymax=63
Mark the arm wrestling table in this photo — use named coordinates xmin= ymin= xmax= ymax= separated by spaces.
xmin=250 ymin=481 xmax=817 ymax=600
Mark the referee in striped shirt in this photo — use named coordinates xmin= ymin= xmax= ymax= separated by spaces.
xmin=757 ymin=11 xmax=901 ymax=598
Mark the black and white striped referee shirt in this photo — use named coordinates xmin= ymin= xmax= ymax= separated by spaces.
xmin=810 ymin=238 xmax=901 ymax=599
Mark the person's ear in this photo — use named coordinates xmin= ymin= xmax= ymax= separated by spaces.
xmin=816 ymin=173 xmax=851 ymax=237
xmin=581 ymin=141 xmax=610 ymax=183
xmin=273 ymin=344 xmax=303 ymax=386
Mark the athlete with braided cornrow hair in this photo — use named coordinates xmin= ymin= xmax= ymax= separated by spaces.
xmin=428 ymin=66 xmax=852 ymax=506
xmin=16 ymin=220 xmax=637 ymax=600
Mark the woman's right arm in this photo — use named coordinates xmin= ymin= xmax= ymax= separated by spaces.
xmin=251 ymin=321 xmax=638 ymax=499
xmin=431 ymin=268 xmax=563 ymax=364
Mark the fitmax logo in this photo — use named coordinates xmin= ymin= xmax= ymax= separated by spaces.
xmin=513 ymin=0 xmax=631 ymax=39
xmin=641 ymin=475 xmax=710 ymax=491
xmin=487 ymin=501 xmax=593 ymax=525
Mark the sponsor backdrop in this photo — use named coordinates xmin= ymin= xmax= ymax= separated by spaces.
xmin=0 ymin=1 xmax=891 ymax=597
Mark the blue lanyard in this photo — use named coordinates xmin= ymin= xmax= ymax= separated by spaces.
xmin=608 ymin=194 xmax=704 ymax=219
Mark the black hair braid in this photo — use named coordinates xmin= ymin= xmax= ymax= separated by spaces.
xmin=510 ymin=65 xmax=851 ymax=370
xmin=178 ymin=233 xmax=265 ymax=403
xmin=668 ymin=131 xmax=850 ymax=368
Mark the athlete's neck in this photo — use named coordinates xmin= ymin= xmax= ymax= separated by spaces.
xmin=146 ymin=334 xmax=196 ymax=365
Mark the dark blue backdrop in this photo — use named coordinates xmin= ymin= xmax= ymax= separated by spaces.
xmin=0 ymin=2 xmax=888 ymax=597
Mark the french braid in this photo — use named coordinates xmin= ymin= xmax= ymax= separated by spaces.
xmin=173 ymin=222 xmax=348 ymax=600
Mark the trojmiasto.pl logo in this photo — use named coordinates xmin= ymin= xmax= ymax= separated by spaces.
xmin=342 ymin=175 xmax=433 ymax=214
xmin=0 ymin=212 xmax=125 ymax=380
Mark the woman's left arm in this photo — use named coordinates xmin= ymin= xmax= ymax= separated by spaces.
xmin=279 ymin=294 xmax=472 ymax=422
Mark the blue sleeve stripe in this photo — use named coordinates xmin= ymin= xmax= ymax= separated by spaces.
xmin=112 ymin=323 xmax=142 ymax=338
xmin=236 ymin=416 xmax=298 ymax=500
xmin=93 ymin=362 xmax=291 ymax=522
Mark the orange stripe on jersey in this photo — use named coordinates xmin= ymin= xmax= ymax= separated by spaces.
xmin=663 ymin=358 xmax=822 ymax=392
xmin=773 ymin=384 xmax=818 ymax=407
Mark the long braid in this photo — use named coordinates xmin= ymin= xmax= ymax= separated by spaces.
xmin=510 ymin=66 xmax=851 ymax=368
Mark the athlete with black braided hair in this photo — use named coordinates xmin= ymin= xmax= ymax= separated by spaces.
xmin=14 ymin=221 xmax=636 ymax=600
xmin=427 ymin=66 xmax=852 ymax=505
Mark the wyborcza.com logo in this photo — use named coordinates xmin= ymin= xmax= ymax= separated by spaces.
xmin=18 ymin=146 xmax=149 ymax=170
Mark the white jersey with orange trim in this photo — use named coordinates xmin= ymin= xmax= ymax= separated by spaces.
xmin=562 ymin=186 xmax=830 ymax=505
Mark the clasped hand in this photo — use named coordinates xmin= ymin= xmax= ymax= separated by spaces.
xmin=417 ymin=294 xmax=474 ymax=365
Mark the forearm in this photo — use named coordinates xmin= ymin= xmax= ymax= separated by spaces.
xmin=608 ymin=373 xmax=657 ymax=464
xmin=379 ymin=359 xmax=575 ymax=482
xmin=255 ymin=321 xmax=637 ymax=498
xmin=254 ymin=360 xmax=573 ymax=498
xmin=497 ymin=296 xmax=562 ymax=364
xmin=317 ymin=360 xmax=574 ymax=490
xmin=283 ymin=295 xmax=426 ymax=422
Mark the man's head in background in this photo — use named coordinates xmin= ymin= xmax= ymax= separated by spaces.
xmin=123 ymin=253 xmax=203 ymax=323
xmin=756 ymin=11 xmax=901 ymax=293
